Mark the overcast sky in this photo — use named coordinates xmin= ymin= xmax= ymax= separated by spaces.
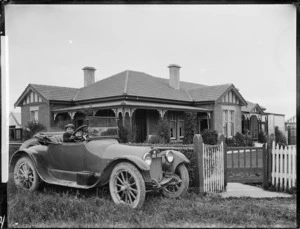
xmin=5 ymin=4 xmax=296 ymax=119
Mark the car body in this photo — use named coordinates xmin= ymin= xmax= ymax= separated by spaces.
xmin=10 ymin=116 xmax=190 ymax=208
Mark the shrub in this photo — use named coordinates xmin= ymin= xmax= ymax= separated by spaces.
xmin=156 ymin=118 xmax=170 ymax=144
xmin=226 ymin=132 xmax=254 ymax=147
xmin=24 ymin=121 xmax=46 ymax=139
xmin=201 ymin=129 xmax=218 ymax=145
xmin=147 ymin=135 xmax=163 ymax=144
xmin=182 ymin=112 xmax=197 ymax=144
xmin=275 ymin=126 xmax=287 ymax=146
xmin=258 ymin=130 xmax=268 ymax=143
xmin=118 ymin=125 xmax=129 ymax=143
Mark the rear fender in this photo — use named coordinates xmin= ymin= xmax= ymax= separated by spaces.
xmin=10 ymin=149 xmax=49 ymax=183
xmin=97 ymin=155 xmax=151 ymax=186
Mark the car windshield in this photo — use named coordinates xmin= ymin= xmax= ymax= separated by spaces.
xmin=85 ymin=116 xmax=119 ymax=138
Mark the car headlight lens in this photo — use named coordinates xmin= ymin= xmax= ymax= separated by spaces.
xmin=143 ymin=153 xmax=152 ymax=166
xmin=166 ymin=150 xmax=174 ymax=163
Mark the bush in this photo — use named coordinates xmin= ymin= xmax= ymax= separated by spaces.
xmin=258 ymin=130 xmax=268 ymax=143
xmin=24 ymin=121 xmax=46 ymax=139
xmin=182 ymin=112 xmax=197 ymax=144
xmin=201 ymin=129 xmax=218 ymax=145
xmin=118 ymin=125 xmax=129 ymax=143
xmin=156 ymin=118 xmax=170 ymax=144
xmin=275 ymin=126 xmax=287 ymax=146
xmin=146 ymin=135 xmax=163 ymax=144
xmin=226 ymin=132 xmax=254 ymax=147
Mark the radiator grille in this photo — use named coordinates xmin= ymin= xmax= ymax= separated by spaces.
xmin=150 ymin=157 xmax=163 ymax=182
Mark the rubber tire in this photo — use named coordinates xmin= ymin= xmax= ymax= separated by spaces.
xmin=20 ymin=138 xmax=40 ymax=150
xmin=109 ymin=162 xmax=146 ymax=209
xmin=162 ymin=163 xmax=189 ymax=198
xmin=13 ymin=156 xmax=40 ymax=191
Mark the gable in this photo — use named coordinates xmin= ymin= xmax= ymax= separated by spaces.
xmin=217 ymin=86 xmax=247 ymax=106
xmin=241 ymin=101 xmax=264 ymax=114
xmin=14 ymin=85 xmax=48 ymax=108
xmin=22 ymin=89 xmax=44 ymax=106
xmin=250 ymin=105 xmax=264 ymax=114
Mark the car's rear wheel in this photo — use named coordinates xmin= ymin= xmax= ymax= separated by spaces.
xmin=161 ymin=163 xmax=189 ymax=198
xmin=20 ymin=138 xmax=40 ymax=150
xmin=13 ymin=156 xmax=40 ymax=191
xmin=109 ymin=162 xmax=146 ymax=209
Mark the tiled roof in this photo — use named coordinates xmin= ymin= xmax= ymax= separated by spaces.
xmin=25 ymin=70 xmax=234 ymax=104
xmin=30 ymin=84 xmax=79 ymax=101
xmin=75 ymin=71 xmax=128 ymax=101
xmin=75 ymin=70 xmax=211 ymax=102
xmin=188 ymin=84 xmax=232 ymax=101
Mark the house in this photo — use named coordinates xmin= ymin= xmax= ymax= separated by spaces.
xmin=14 ymin=65 xmax=285 ymax=142
xmin=285 ymin=115 xmax=296 ymax=145
xmin=9 ymin=112 xmax=21 ymax=128
xmin=9 ymin=112 xmax=23 ymax=141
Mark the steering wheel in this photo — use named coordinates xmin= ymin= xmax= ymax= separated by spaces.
xmin=72 ymin=125 xmax=88 ymax=141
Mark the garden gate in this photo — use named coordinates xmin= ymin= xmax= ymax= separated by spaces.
xmin=226 ymin=145 xmax=266 ymax=184
xmin=193 ymin=134 xmax=226 ymax=193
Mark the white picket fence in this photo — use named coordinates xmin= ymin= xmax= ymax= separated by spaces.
xmin=271 ymin=142 xmax=296 ymax=190
xmin=203 ymin=142 xmax=225 ymax=193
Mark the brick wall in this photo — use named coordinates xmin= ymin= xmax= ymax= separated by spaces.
xmin=213 ymin=103 xmax=242 ymax=135
xmin=21 ymin=102 xmax=51 ymax=130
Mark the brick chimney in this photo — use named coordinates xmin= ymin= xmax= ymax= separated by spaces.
xmin=83 ymin=66 xmax=96 ymax=87
xmin=168 ymin=64 xmax=181 ymax=89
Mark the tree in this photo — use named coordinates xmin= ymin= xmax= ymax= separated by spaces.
xmin=24 ymin=121 xmax=46 ymax=139
xmin=182 ymin=112 xmax=197 ymax=144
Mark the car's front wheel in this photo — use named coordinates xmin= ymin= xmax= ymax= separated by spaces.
xmin=161 ymin=163 xmax=189 ymax=198
xmin=13 ymin=156 xmax=40 ymax=191
xmin=109 ymin=162 xmax=146 ymax=209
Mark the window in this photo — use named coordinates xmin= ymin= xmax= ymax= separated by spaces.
xmin=230 ymin=110 xmax=234 ymax=137
xmin=30 ymin=106 xmax=39 ymax=123
xmin=222 ymin=110 xmax=228 ymax=137
xmin=223 ymin=109 xmax=234 ymax=138
xmin=170 ymin=112 xmax=177 ymax=139
xmin=178 ymin=120 xmax=184 ymax=138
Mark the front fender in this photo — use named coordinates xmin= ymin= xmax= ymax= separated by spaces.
xmin=96 ymin=155 xmax=151 ymax=186
xmin=161 ymin=150 xmax=190 ymax=172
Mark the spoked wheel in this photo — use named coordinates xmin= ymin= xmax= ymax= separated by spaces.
xmin=109 ymin=162 xmax=145 ymax=209
xmin=161 ymin=163 xmax=189 ymax=198
xmin=13 ymin=156 xmax=40 ymax=191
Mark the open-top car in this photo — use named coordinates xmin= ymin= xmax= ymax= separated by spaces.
xmin=10 ymin=116 xmax=190 ymax=208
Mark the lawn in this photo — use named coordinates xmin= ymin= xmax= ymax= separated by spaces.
xmin=7 ymin=175 xmax=296 ymax=228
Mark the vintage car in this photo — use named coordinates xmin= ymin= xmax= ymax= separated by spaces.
xmin=10 ymin=116 xmax=190 ymax=208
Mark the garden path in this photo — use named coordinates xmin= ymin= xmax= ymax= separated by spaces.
xmin=219 ymin=183 xmax=293 ymax=198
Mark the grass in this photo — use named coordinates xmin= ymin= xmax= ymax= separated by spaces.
xmin=7 ymin=174 xmax=296 ymax=228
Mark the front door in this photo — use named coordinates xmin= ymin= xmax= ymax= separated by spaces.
xmin=135 ymin=110 xmax=147 ymax=143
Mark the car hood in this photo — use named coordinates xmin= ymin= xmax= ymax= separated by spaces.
xmin=85 ymin=139 xmax=151 ymax=160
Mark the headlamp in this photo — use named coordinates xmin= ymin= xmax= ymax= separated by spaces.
xmin=143 ymin=153 xmax=152 ymax=166
xmin=165 ymin=150 xmax=174 ymax=163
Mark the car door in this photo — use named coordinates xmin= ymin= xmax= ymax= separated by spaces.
xmin=46 ymin=142 xmax=86 ymax=172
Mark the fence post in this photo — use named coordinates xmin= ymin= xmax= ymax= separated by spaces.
xmin=193 ymin=134 xmax=204 ymax=193
xmin=218 ymin=134 xmax=227 ymax=190
xmin=265 ymin=134 xmax=275 ymax=188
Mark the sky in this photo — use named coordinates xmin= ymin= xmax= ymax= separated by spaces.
xmin=5 ymin=4 xmax=296 ymax=120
